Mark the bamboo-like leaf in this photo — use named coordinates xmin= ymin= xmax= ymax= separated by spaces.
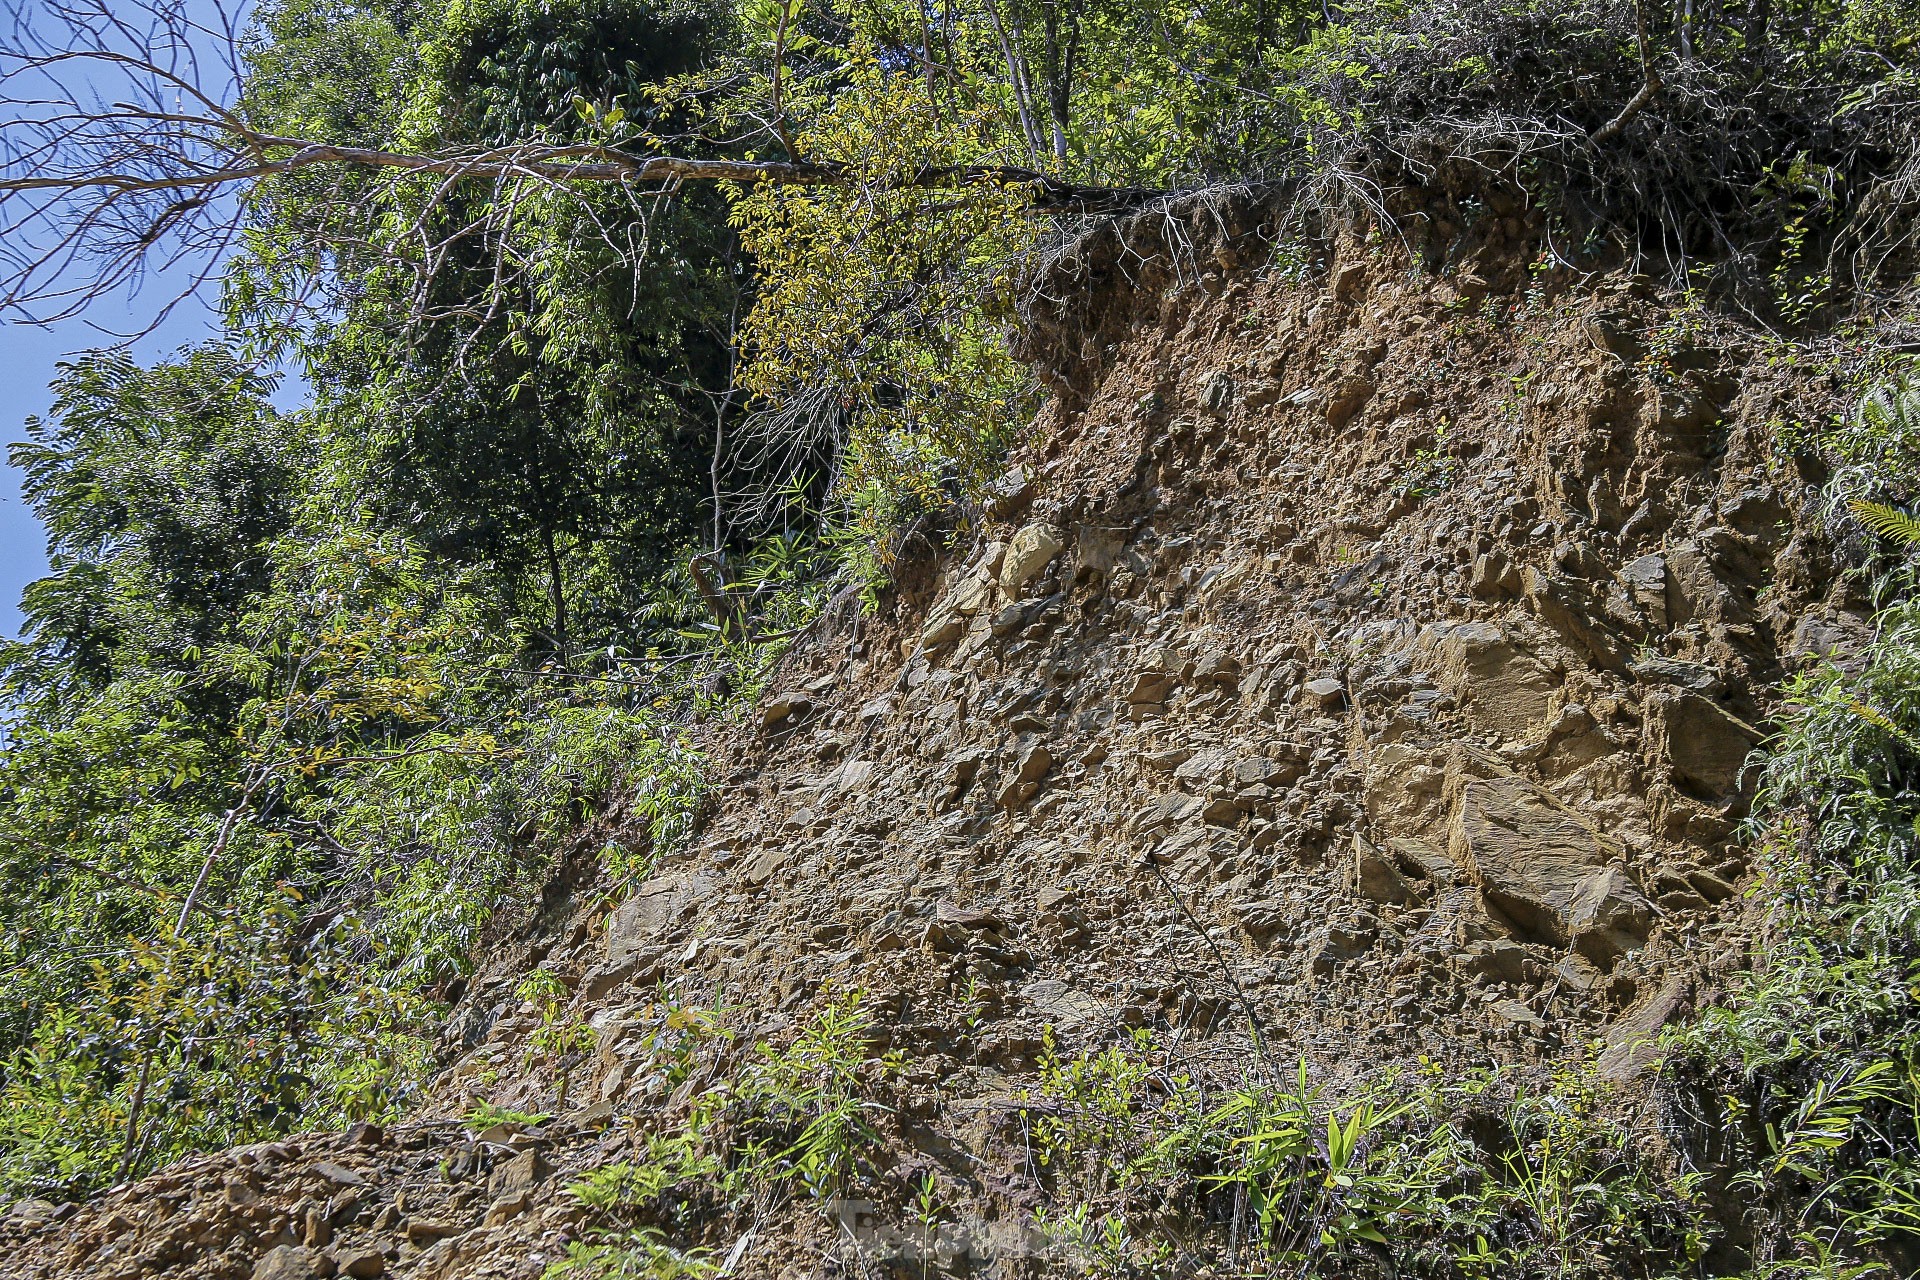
xmin=1849 ymin=499 xmax=1920 ymax=546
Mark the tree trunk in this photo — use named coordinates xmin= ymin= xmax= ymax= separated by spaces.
xmin=542 ymin=522 xmax=569 ymax=663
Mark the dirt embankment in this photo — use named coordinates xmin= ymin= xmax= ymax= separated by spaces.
xmin=7 ymin=202 xmax=1870 ymax=1279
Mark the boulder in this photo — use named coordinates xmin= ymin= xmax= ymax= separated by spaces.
xmin=332 ymin=1248 xmax=386 ymax=1279
xmin=1431 ymin=623 xmax=1556 ymax=741
xmin=1648 ymin=690 xmax=1761 ymax=798
xmin=253 ymin=1246 xmax=331 ymax=1280
xmin=1450 ymin=776 xmax=1650 ymax=959
xmin=1303 ymin=676 xmax=1346 ymax=711
xmin=1000 ymin=524 xmax=1066 ymax=596
xmin=606 ymin=873 xmax=714 ymax=962
xmin=1350 ymin=836 xmax=1418 ymax=904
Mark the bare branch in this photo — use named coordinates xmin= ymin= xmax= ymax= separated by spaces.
xmin=0 ymin=0 xmax=1162 ymax=339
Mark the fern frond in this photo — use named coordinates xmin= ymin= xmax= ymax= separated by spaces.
xmin=1848 ymin=499 xmax=1920 ymax=546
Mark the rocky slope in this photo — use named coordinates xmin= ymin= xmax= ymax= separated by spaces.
xmin=5 ymin=201 xmax=1871 ymax=1279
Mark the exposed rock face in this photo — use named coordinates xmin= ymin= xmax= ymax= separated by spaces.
xmin=9 ymin=217 xmax=1867 ymax=1279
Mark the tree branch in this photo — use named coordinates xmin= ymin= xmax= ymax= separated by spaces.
xmin=0 ymin=132 xmax=1160 ymax=211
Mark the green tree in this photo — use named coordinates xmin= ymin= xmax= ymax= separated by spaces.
xmin=4 ymin=347 xmax=300 ymax=705
xmin=247 ymin=0 xmax=743 ymax=659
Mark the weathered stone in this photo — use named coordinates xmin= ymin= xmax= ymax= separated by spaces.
xmin=1233 ymin=758 xmax=1277 ymax=786
xmin=988 ymin=603 xmax=1028 ymax=638
xmin=1200 ymin=370 xmax=1235 ymax=415
xmin=404 ymin=1218 xmax=461 ymax=1244
xmin=740 ymin=847 xmax=790 ymax=888
xmin=331 ymin=1247 xmax=386 ymax=1279
xmin=1469 ymin=552 xmax=1521 ymax=599
xmin=987 ymin=468 xmax=1033 ymax=516
xmin=1388 ymin=837 xmax=1461 ymax=886
xmin=1791 ymin=612 xmax=1873 ymax=665
xmin=760 ymin=692 xmax=813 ymax=728
xmin=1562 ymin=867 xmax=1653 ymax=960
xmin=1686 ymin=868 xmax=1739 ymax=902
xmin=1014 ymin=745 xmax=1052 ymax=785
xmin=3 ymin=1199 xmax=56 ymax=1231
xmin=1325 ymin=375 xmax=1374 ymax=427
xmin=996 ymin=777 xmax=1040 ymax=810
xmin=1331 ymin=260 xmax=1366 ymax=300
xmin=1124 ymin=671 xmax=1173 ymax=705
xmin=1598 ymin=976 xmax=1694 ymax=1081
xmin=1648 ymin=691 xmax=1761 ymax=798
xmin=1201 ymin=797 xmax=1245 ymax=825
xmin=488 ymin=1148 xmax=550 ymax=1198
xmin=344 ymin=1121 xmax=384 ymax=1149
xmin=1173 ymin=750 xmax=1226 ymax=787
xmin=1619 ymin=554 xmax=1669 ymax=626
xmin=1431 ymin=623 xmax=1556 ymax=741
xmin=304 ymin=1162 xmax=366 ymax=1189
xmin=950 ymin=573 xmax=996 ymax=617
xmin=301 ymin=1203 xmax=331 ymax=1249
xmin=1451 ymin=776 xmax=1650 ymax=958
xmin=325 ymin=1190 xmax=364 ymax=1226
xmin=483 ymin=1191 xmax=533 ymax=1228
xmin=1192 ymin=650 xmax=1241 ymax=688
xmin=1491 ymin=999 xmax=1548 ymax=1032
xmin=1523 ymin=568 xmax=1630 ymax=671
xmin=1664 ymin=541 xmax=1742 ymax=625
xmin=1000 ymin=524 xmax=1066 ymax=596
xmin=836 ymin=758 xmax=877 ymax=794
xmin=1134 ymin=794 xmax=1203 ymax=831
xmin=1303 ymin=677 xmax=1346 ymax=710
xmin=252 ymin=1245 xmax=329 ymax=1280
xmin=918 ymin=610 xmax=965 ymax=653
xmin=1236 ymin=899 xmax=1292 ymax=942
xmin=1020 ymin=980 xmax=1103 ymax=1031
xmin=1350 ymin=836 xmax=1418 ymax=904
xmin=606 ymin=873 xmax=714 ymax=962
xmin=936 ymin=901 xmax=1006 ymax=934
xmin=1464 ymin=940 xmax=1538 ymax=985
xmin=1630 ymin=654 xmax=1722 ymax=693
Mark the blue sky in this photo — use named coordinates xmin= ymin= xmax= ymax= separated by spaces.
xmin=1 ymin=301 xmax=311 ymax=640
xmin=0 ymin=306 xmax=228 ymax=640
xmin=1 ymin=0 xmax=263 ymax=641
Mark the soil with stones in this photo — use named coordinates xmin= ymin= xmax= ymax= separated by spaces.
xmin=4 ymin=203 xmax=1871 ymax=1279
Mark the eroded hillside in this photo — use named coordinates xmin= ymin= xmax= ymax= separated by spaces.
xmin=7 ymin=205 xmax=1875 ymax=1280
